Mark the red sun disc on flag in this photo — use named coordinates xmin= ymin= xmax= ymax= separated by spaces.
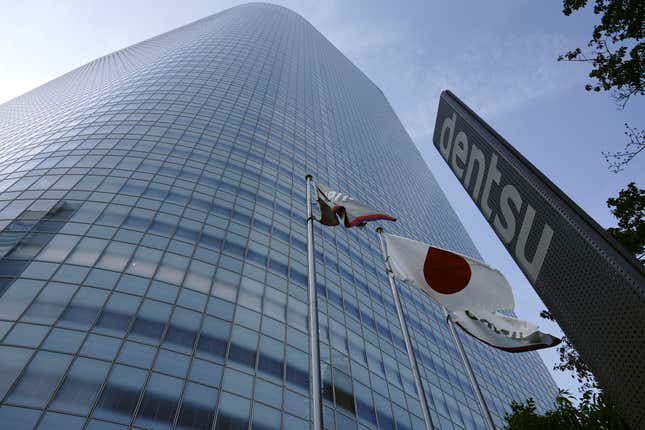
xmin=423 ymin=247 xmax=471 ymax=294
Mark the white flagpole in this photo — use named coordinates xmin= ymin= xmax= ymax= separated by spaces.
xmin=444 ymin=310 xmax=496 ymax=430
xmin=305 ymin=174 xmax=323 ymax=430
xmin=376 ymin=227 xmax=434 ymax=430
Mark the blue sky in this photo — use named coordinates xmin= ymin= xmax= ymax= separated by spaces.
xmin=2 ymin=0 xmax=643 ymax=397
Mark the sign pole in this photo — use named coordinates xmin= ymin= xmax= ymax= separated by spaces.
xmin=376 ymin=227 xmax=434 ymax=430
xmin=305 ymin=175 xmax=324 ymax=430
xmin=444 ymin=309 xmax=496 ymax=429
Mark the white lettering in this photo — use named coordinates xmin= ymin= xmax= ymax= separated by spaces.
xmin=450 ymin=131 xmax=469 ymax=178
xmin=439 ymin=113 xmax=456 ymax=159
xmin=481 ymin=153 xmax=501 ymax=219
xmin=440 ymin=111 xmax=554 ymax=283
xmin=494 ymin=184 xmax=522 ymax=244
xmin=464 ymin=144 xmax=486 ymax=200
xmin=516 ymin=205 xmax=554 ymax=283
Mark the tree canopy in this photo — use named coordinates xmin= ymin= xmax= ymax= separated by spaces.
xmin=505 ymin=391 xmax=627 ymax=430
xmin=559 ymin=0 xmax=644 ymax=106
xmin=559 ymin=0 xmax=644 ymax=171
xmin=606 ymin=182 xmax=645 ymax=261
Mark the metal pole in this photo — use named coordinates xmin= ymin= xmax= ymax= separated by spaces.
xmin=376 ymin=227 xmax=433 ymax=430
xmin=305 ymin=174 xmax=324 ymax=430
xmin=444 ymin=310 xmax=496 ymax=430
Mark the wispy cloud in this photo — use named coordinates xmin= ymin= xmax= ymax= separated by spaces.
xmin=332 ymin=29 xmax=585 ymax=142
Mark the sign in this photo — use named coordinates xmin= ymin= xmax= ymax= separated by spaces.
xmin=433 ymin=90 xmax=645 ymax=429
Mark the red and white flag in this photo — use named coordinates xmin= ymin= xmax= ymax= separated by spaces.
xmin=316 ymin=182 xmax=396 ymax=228
xmin=383 ymin=233 xmax=514 ymax=312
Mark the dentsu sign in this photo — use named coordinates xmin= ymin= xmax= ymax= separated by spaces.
xmin=438 ymin=111 xmax=554 ymax=283
xmin=433 ymin=91 xmax=645 ymax=430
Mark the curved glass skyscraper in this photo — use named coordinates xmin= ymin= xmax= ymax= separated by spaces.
xmin=0 ymin=4 xmax=558 ymax=429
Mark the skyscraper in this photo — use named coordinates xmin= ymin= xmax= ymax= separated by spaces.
xmin=0 ymin=4 xmax=558 ymax=429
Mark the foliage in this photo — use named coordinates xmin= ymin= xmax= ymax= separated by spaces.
xmin=559 ymin=0 xmax=643 ymax=170
xmin=504 ymin=313 xmax=628 ymax=428
xmin=539 ymin=310 xmax=596 ymax=392
xmin=558 ymin=0 xmax=644 ymax=106
xmin=606 ymin=182 xmax=645 ymax=261
xmin=505 ymin=390 xmax=627 ymax=429
xmin=602 ymin=124 xmax=644 ymax=172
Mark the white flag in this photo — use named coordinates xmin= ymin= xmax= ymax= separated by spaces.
xmin=450 ymin=309 xmax=561 ymax=352
xmin=383 ymin=233 xmax=514 ymax=312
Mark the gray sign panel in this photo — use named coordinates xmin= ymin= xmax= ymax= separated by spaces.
xmin=433 ymin=90 xmax=645 ymax=429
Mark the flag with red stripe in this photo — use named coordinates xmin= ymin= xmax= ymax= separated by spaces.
xmin=315 ymin=182 xmax=396 ymax=228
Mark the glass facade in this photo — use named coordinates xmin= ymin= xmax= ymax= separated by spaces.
xmin=0 ymin=4 xmax=558 ymax=429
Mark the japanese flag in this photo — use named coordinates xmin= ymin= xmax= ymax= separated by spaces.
xmin=383 ymin=233 xmax=514 ymax=312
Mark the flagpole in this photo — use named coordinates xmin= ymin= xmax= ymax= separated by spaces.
xmin=305 ymin=174 xmax=324 ymax=430
xmin=444 ymin=310 xmax=496 ymax=430
xmin=376 ymin=227 xmax=434 ymax=430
